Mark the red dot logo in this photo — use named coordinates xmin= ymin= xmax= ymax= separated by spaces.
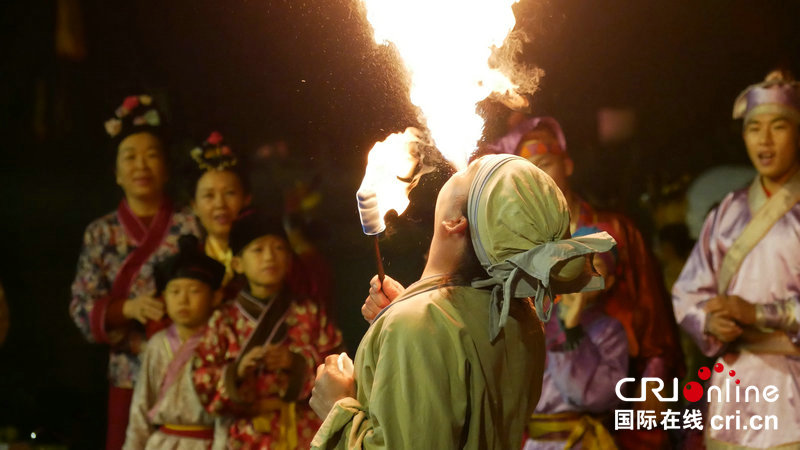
xmin=714 ymin=363 xmax=724 ymax=373
xmin=683 ymin=382 xmax=704 ymax=402
xmin=729 ymin=370 xmax=736 ymax=377
xmin=698 ymin=367 xmax=711 ymax=380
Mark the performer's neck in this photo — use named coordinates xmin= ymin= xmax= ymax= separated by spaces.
xmin=422 ymin=235 xmax=466 ymax=279
xmin=206 ymin=234 xmax=230 ymax=253
xmin=175 ymin=324 xmax=203 ymax=342
xmin=248 ymin=282 xmax=279 ymax=300
xmin=761 ymin=163 xmax=800 ymax=194
xmin=126 ymin=194 xmax=164 ymax=218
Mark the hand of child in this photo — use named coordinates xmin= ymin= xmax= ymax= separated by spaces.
xmin=237 ymin=346 xmax=267 ymax=380
xmin=264 ymin=344 xmax=294 ymax=371
xmin=123 ymin=296 xmax=165 ymax=324
xmin=310 ymin=353 xmax=356 ymax=419
xmin=361 ymin=274 xmax=405 ymax=323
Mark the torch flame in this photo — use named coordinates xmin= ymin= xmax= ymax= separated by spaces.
xmin=357 ymin=129 xmax=422 ymax=235
xmin=362 ymin=0 xmax=521 ymax=169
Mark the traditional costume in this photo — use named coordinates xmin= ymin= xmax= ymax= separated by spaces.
xmin=673 ymin=76 xmax=800 ymax=448
xmin=69 ymin=95 xmax=201 ymax=449
xmin=573 ymin=200 xmax=683 ymax=382
xmin=192 ymin=213 xmax=343 ymax=449
xmin=493 ymin=116 xmax=683 ymax=448
xmin=124 ymin=235 xmax=225 ymax=450
xmin=190 ymin=131 xmax=335 ymax=311
xmin=524 ymin=226 xmax=628 ymax=450
xmin=189 ymin=131 xmax=241 ymax=291
xmin=311 ymin=155 xmax=615 ymax=449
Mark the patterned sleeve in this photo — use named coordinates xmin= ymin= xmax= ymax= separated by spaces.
xmin=284 ymin=301 xmax=345 ymax=401
xmin=314 ymin=302 xmax=345 ymax=357
xmin=672 ymin=207 xmax=725 ymax=357
xmin=69 ymin=221 xmax=114 ymax=344
xmin=192 ymin=307 xmax=247 ymax=414
xmin=755 ymin=296 xmax=800 ymax=343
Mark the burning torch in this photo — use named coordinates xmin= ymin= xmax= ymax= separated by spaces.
xmin=356 ymin=129 xmax=423 ymax=284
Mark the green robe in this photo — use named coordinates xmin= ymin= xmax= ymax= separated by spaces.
xmin=312 ymin=275 xmax=546 ymax=449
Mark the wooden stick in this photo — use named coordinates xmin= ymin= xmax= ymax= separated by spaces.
xmin=373 ymin=234 xmax=385 ymax=283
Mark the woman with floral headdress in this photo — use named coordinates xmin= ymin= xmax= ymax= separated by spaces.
xmin=69 ymin=95 xmax=201 ymax=450
xmin=188 ymin=131 xmax=252 ymax=296
xmin=189 ymin=131 xmax=338 ymax=315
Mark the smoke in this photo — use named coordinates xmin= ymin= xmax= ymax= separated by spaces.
xmin=402 ymin=127 xmax=453 ymax=190
xmin=490 ymin=28 xmax=545 ymax=102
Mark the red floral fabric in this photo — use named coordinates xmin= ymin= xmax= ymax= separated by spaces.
xmin=193 ymin=295 xmax=343 ymax=449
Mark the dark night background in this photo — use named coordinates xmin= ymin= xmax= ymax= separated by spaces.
xmin=1 ymin=0 xmax=799 ymax=447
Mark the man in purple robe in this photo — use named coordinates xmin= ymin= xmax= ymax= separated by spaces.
xmin=672 ymin=70 xmax=800 ymax=448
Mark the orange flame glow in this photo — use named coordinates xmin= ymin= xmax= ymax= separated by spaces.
xmin=356 ymin=129 xmax=422 ymax=235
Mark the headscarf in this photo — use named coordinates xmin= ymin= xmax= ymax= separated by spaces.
xmin=573 ymin=225 xmax=618 ymax=276
xmin=467 ymin=155 xmax=616 ymax=340
xmin=733 ymin=72 xmax=800 ymax=125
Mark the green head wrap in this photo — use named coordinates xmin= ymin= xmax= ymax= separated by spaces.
xmin=467 ymin=155 xmax=616 ymax=341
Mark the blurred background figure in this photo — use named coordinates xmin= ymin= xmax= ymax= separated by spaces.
xmin=69 ymin=95 xmax=201 ymax=450
xmin=123 ymin=235 xmax=225 ymax=450
xmin=193 ymin=212 xmax=343 ymax=449
xmin=489 ymin=115 xmax=683 ymax=449
xmin=525 ymin=225 xmax=628 ymax=450
xmin=187 ymin=131 xmax=252 ymax=296
xmin=673 ymin=69 xmax=800 ymax=449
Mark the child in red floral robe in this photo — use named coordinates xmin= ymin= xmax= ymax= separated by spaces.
xmin=193 ymin=211 xmax=343 ymax=448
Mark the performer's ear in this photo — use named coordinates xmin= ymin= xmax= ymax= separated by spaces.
xmin=231 ymin=256 xmax=244 ymax=274
xmin=564 ymin=156 xmax=575 ymax=178
xmin=442 ymin=216 xmax=468 ymax=235
xmin=604 ymin=273 xmax=617 ymax=290
xmin=212 ymin=289 xmax=224 ymax=306
xmin=794 ymin=126 xmax=800 ymax=148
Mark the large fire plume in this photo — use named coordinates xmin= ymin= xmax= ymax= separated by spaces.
xmin=356 ymin=1 xmax=532 ymax=279
xmin=362 ymin=0 xmax=523 ymax=169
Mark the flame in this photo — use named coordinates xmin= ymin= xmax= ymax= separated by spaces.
xmin=356 ymin=129 xmax=422 ymax=235
xmin=362 ymin=0 xmax=521 ymax=169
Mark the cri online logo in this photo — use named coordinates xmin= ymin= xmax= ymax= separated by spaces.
xmin=616 ymin=362 xmax=779 ymax=403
